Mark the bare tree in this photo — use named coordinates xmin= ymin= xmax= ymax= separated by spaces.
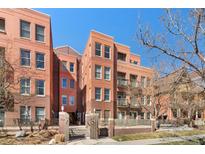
xmin=137 ymin=9 xmax=205 ymax=86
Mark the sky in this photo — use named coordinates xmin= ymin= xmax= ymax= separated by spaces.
xmin=34 ymin=8 xmax=167 ymax=68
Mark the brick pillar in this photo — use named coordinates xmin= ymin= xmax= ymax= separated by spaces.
xmin=108 ymin=118 xmax=115 ymax=137
xmin=151 ymin=118 xmax=156 ymax=132
xmin=59 ymin=112 xmax=69 ymax=141
xmin=85 ymin=113 xmax=99 ymax=139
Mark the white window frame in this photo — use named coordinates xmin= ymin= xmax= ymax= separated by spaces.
xmin=35 ymin=107 xmax=45 ymax=122
xmin=104 ymin=88 xmax=110 ymax=102
xmin=20 ymin=20 xmax=31 ymax=39
xmin=36 ymin=52 xmax=45 ymax=69
xmin=95 ymin=65 xmax=102 ymax=79
xmin=20 ymin=106 xmax=31 ymax=120
xmin=36 ymin=80 xmax=45 ymax=96
xmin=35 ymin=24 xmax=45 ymax=42
xmin=20 ymin=49 xmax=31 ymax=67
xmin=95 ymin=42 xmax=102 ymax=57
xmin=104 ymin=45 xmax=111 ymax=59
xmin=104 ymin=66 xmax=111 ymax=81
xmin=20 ymin=78 xmax=31 ymax=95
xmin=95 ymin=87 xmax=102 ymax=101
xmin=0 ymin=18 xmax=5 ymax=33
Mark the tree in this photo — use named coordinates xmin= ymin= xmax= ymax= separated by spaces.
xmin=137 ymin=9 xmax=205 ymax=88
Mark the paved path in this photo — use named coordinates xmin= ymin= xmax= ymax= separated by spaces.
xmin=67 ymin=134 xmax=205 ymax=145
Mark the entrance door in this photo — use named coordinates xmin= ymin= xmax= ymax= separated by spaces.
xmin=0 ymin=111 xmax=5 ymax=127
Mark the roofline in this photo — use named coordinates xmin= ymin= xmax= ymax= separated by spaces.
xmin=114 ymin=41 xmax=130 ymax=48
xmin=131 ymin=52 xmax=141 ymax=57
xmin=54 ymin=45 xmax=82 ymax=56
xmin=29 ymin=9 xmax=50 ymax=17
xmin=91 ymin=29 xmax=114 ymax=39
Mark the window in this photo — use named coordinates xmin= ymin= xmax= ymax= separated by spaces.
xmin=141 ymin=76 xmax=146 ymax=88
xmin=95 ymin=65 xmax=102 ymax=79
xmin=147 ymin=112 xmax=151 ymax=119
xmin=35 ymin=107 xmax=45 ymax=122
xmin=141 ymin=96 xmax=146 ymax=105
xmin=62 ymin=78 xmax=67 ymax=88
xmin=104 ymin=67 xmax=111 ymax=80
xmin=130 ymin=112 xmax=137 ymax=119
xmin=70 ymin=62 xmax=74 ymax=72
xmin=62 ymin=61 xmax=67 ymax=71
xmin=117 ymin=52 xmax=126 ymax=61
xmin=20 ymin=20 xmax=30 ymax=38
xmin=62 ymin=95 xmax=67 ymax=106
xmin=20 ymin=106 xmax=31 ymax=122
xmin=140 ymin=112 xmax=145 ymax=119
xmin=95 ymin=87 xmax=102 ymax=101
xmin=21 ymin=49 xmax=30 ymax=66
xmin=104 ymin=88 xmax=110 ymax=102
xmin=20 ymin=78 xmax=30 ymax=95
xmin=117 ymin=112 xmax=125 ymax=119
xmin=35 ymin=25 xmax=45 ymax=42
xmin=70 ymin=96 xmax=75 ymax=105
xmin=147 ymin=96 xmax=151 ymax=105
xmin=104 ymin=46 xmax=110 ymax=59
xmin=95 ymin=42 xmax=101 ymax=56
xmin=70 ymin=79 xmax=75 ymax=88
xmin=95 ymin=109 xmax=101 ymax=118
xmin=36 ymin=53 xmax=45 ymax=69
xmin=36 ymin=80 xmax=45 ymax=96
xmin=0 ymin=18 xmax=5 ymax=32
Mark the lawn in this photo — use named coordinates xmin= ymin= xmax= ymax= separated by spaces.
xmin=113 ymin=129 xmax=205 ymax=142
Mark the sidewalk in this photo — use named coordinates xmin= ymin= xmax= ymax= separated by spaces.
xmin=67 ymin=134 xmax=205 ymax=145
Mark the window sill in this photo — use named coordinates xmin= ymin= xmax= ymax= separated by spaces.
xmin=36 ymin=68 xmax=46 ymax=71
xmin=96 ymin=100 xmax=102 ymax=102
xmin=21 ymin=65 xmax=31 ymax=69
xmin=0 ymin=30 xmax=6 ymax=35
xmin=104 ymin=101 xmax=110 ymax=103
xmin=36 ymin=40 xmax=46 ymax=44
xmin=105 ymin=79 xmax=111 ymax=81
xmin=21 ymin=94 xmax=31 ymax=96
xmin=36 ymin=95 xmax=45 ymax=97
xmin=20 ymin=37 xmax=31 ymax=41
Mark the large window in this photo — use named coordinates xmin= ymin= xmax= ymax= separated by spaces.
xmin=62 ymin=61 xmax=67 ymax=71
xmin=104 ymin=88 xmax=110 ymax=102
xmin=95 ymin=65 xmax=102 ymax=79
xmin=21 ymin=49 xmax=30 ymax=66
xmin=35 ymin=107 xmax=45 ymax=122
xmin=117 ymin=52 xmax=126 ymax=61
xmin=104 ymin=67 xmax=111 ymax=80
xmin=20 ymin=106 xmax=31 ymax=122
xmin=95 ymin=109 xmax=101 ymax=118
xmin=35 ymin=25 xmax=45 ymax=42
xmin=36 ymin=53 xmax=45 ymax=69
xmin=141 ymin=96 xmax=146 ymax=105
xmin=117 ymin=112 xmax=125 ymax=119
xmin=20 ymin=20 xmax=30 ymax=38
xmin=0 ymin=18 xmax=5 ymax=32
xmin=147 ymin=112 xmax=151 ymax=120
xmin=20 ymin=78 xmax=30 ymax=95
xmin=147 ymin=96 xmax=151 ymax=106
xmin=95 ymin=42 xmax=101 ymax=56
xmin=36 ymin=80 xmax=45 ymax=96
xmin=70 ymin=62 xmax=74 ymax=72
xmin=70 ymin=96 xmax=75 ymax=105
xmin=104 ymin=45 xmax=110 ymax=59
xmin=70 ymin=79 xmax=75 ymax=88
xmin=95 ymin=87 xmax=102 ymax=101
xmin=62 ymin=78 xmax=67 ymax=88
xmin=62 ymin=95 xmax=67 ymax=106
xmin=141 ymin=76 xmax=146 ymax=88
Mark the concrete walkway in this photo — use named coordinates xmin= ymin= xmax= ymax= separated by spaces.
xmin=67 ymin=134 xmax=205 ymax=145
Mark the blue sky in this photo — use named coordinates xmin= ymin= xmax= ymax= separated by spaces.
xmin=35 ymin=8 xmax=166 ymax=67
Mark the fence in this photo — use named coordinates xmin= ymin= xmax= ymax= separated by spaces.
xmin=115 ymin=119 xmax=151 ymax=127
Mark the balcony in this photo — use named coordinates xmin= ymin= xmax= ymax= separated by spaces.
xmin=117 ymin=78 xmax=128 ymax=87
xmin=117 ymin=98 xmax=128 ymax=107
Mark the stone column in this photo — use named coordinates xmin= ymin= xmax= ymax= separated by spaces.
xmin=108 ymin=118 xmax=115 ymax=137
xmin=85 ymin=113 xmax=98 ymax=139
xmin=151 ymin=118 xmax=156 ymax=132
xmin=59 ymin=112 xmax=69 ymax=141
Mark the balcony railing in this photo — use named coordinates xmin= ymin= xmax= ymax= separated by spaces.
xmin=117 ymin=98 xmax=128 ymax=107
xmin=117 ymin=78 xmax=128 ymax=87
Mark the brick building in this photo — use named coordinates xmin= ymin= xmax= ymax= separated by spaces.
xmin=0 ymin=8 xmax=53 ymax=126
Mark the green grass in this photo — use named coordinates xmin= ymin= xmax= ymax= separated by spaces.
xmin=113 ymin=129 xmax=205 ymax=142
xmin=157 ymin=140 xmax=200 ymax=145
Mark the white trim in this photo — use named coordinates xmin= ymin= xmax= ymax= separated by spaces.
xmin=91 ymin=29 xmax=114 ymax=39
xmin=95 ymin=65 xmax=102 ymax=79
xmin=20 ymin=19 xmax=31 ymax=40
xmin=115 ymin=41 xmax=130 ymax=48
